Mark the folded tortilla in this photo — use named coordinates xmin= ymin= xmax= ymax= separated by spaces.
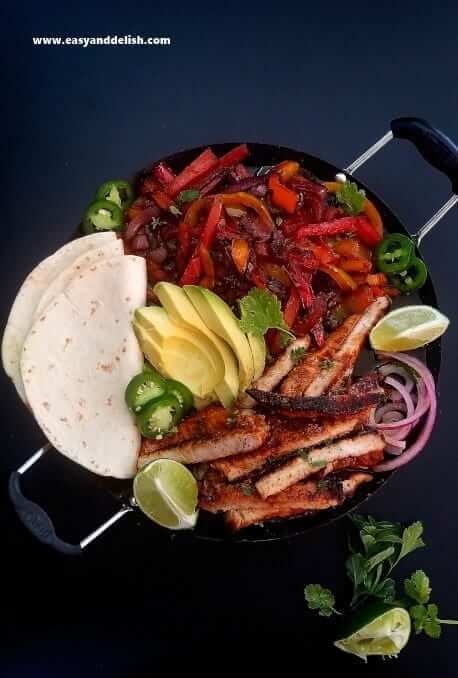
xmin=2 ymin=232 xmax=117 ymax=403
xmin=21 ymin=255 xmax=147 ymax=479
xmin=35 ymin=239 xmax=124 ymax=317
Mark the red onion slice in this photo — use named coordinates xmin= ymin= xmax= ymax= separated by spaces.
xmin=384 ymin=376 xmax=415 ymax=417
xmin=378 ymin=364 xmax=415 ymax=393
xmin=375 ymin=379 xmax=430 ymax=430
xmin=375 ymin=352 xmax=437 ymax=472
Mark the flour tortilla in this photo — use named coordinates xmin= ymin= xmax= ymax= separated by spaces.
xmin=2 ymin=232 xmax=117 ymax=403
xmin=35 ymin=239 xmax=124 ymax=317
xmin=21 ymin=255 xmax=147 ymax=479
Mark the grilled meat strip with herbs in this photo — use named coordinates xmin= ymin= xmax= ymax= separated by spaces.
xmin=211 ymin=408 xmax=371 ymax=481
xmin=138 ymin=410 xmax=269 ymax=465
xmin=222 ymin=473 xmax=373 ymax=532
xmin=280 ymin=297 xmax=389 ymax=398
xmin=255 ymin=432 xmax=385 ymax=498
xmin=239 ymin=336 xmax=311 ymax=408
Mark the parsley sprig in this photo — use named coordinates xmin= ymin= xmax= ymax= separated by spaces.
xmin=238 ymin=288 xmax=295 ymax=341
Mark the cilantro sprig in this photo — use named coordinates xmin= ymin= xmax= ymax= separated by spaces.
xmin=404 ymin=570 xmax=458 ymax=638
xmin=335 ymin=180 xmax=365 ymax=215
xmin=238 ymin=288 xmax=295 ymax=340
xmin=290 ymin=346 xmax=307 ymax=364
xmin=304 ymin=585 xmax=341 ymax=617
xmin=304 ymin=514 xmax=458 ymax=654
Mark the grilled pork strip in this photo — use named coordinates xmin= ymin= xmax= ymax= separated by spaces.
xmin=280 ymin=315 xmax=360 ymax=397
xmin=247 ymin=372 xmax=383 ymax=418
xmin=303 ymin=296 xmax=390 ymax=397
xmin=255 ymin=432 xmax=385 ymax=498
xmin=138 ymin=404 xmax=230 ymax=467
xmin=138 ymin=413 xmax=269 ymax=465
xmin=239 ymin=336 xmax=311 ymax=408
xmin=224 ymin=473 xmax=373 ymax=532
xmin=212 ymin=408 xmax=371 ymax=481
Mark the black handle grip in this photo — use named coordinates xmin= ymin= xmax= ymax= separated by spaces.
xmin=391 ymin=117 xmax=458 ymax=194
xmin=9 ymin=472 xmax=82 ymax=555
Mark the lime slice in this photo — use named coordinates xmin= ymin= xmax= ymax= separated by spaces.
xmin=370 ymin=305 xmax=449 ymax=351
xmin=334 ymin=602 xmax=411 ymax=660
xmin=133 ymin=459 xmax=199 ymax=530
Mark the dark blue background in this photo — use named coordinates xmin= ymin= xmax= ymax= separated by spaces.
xmin=2 ymin=1 xmax=458 ymax=675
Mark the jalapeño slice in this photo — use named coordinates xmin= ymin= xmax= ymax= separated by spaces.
xmin=375 ymin=233 xmax=414 ymax=274
xmin=137 ymin=394 xmax=183 ymax=438
xmin=96 ymin=180 xmax=134 ymax=210
xmin=82 ymin=200 xmax=124 ymax=234
xmin=166 ymin=379 xmax=194 ymax=415
xmin=125 ymin=370 xmax=167 ymax=413
xmin=388 ymin=256 xmax=428 ymax=294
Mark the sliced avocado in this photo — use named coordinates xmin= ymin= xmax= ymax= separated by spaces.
xmin=133 ymin=315 xmax=221 ymax=399
xmin=135 ymin=306 xmax=225 ymax=387
xmin=247 ymin=333 xmax=266 ymax=381
xmin=184 ymin=286 xmax=255 ymax=391
xmin=154 ymin=282 xmax=239 ymax=407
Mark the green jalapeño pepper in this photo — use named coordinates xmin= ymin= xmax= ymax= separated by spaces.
xmin=166 ymin=379 xmax=194 ymax=415
xmin=82 ymin=200 xmax=123 ymax=234
xmin=96 ymin=180 xmax=134 ymax=210
xmin=388 ymin=256 xmax=428 ymax=294
xmin=375 ymin=234 xmax=414 ymax=274
xmin=125 ymin=370 xmax=167 ymax=413
xmin=137 ymin=394 xmax=183 ymax=438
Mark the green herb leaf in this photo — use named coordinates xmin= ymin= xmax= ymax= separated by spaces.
xmin=395 ymin=521 xmax=425 ymax=566
xmin=372 ymin=577 xmax=396 ymax=603
xmin=280 ymin=333 xmax=293 ymax=349
xmin=304 ymin=584 xmax=340 ymax=617
xmin=365 ymin=546 xmax=396 ymax=573
xmin=404 ymin=570 xmax=431 ymax=604
xmin=346 ymin=553 xmax=367 ymax=591
xmin=410 ymin=604 xmax=428 ymax=635
xmin=298 ymin=449 xmax=309 ymax=462
xmin=238 ymin=288 xmax=295 ymax=339
xmin=291 ymin=346 xmax=307 ymax=364
xmin=177 ymin=189 xmax=200 ymax=204
xmin=239 ymin=482 xmax=253 ymax=496
xmin=319 ymin=358 xmax=335 ymax=371
xmin=335 ymin=181 xmax=366 ymax=216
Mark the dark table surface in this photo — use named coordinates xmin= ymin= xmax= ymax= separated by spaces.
xmin=2 ymin=1 xmax=458 ymax=675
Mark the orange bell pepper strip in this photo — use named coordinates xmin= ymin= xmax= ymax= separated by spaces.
xmin=367 ymin=272 xmax=388 ymax=287
xmin=344 ymin=285 xmax=375 ymax=313
xmin=320 ymin=265 xmax=358 ymax=291
xmin=324 ymin=181 xmax=384 ymax=239
xmin=334 ymin=238 xmax=371 ymax=260
xmin=218 ymin=192 xmax=274 ymax=230
xmin=231 ymin=238 xmax=250 ymax=274
xmin=268 ymin=174 xmax=298 ymax=214
xmin=275 ymin=161 xmax=301 ymax=182
xmin=284 ymin=287 xmax=301 ymax=327
xmin=261 ymin=262 xmax=291 ymax=287
xmin=340 ymin=258 xmax=372 ymax=273
xmin=199 ymin=245 xmax=215 ymax=289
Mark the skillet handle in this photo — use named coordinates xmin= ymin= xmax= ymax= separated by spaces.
xmin=391 ymin=117 xmax=458 ymax=194
xmin=9 ymin=471 xmax=82 ymax=555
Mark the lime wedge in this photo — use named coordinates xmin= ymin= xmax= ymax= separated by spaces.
xmin=334 ymin=602 xmax=411 ymax=661
xmin=133 ymin=459 xmax=199 ymax=530
xmin=370 ymin=305 xmax=449 ymax=351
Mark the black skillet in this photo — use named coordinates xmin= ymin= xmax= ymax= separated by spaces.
xmin=8 ymin=118 xmax=458 ymax=552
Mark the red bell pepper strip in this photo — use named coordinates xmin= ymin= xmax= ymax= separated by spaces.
xmin=167 ymin=148 xmax=218 ymax=197
xmin=153 ymin=162 xmax=176 ymax=187
xmin=151 ymin=189 xmax=173 ymax=211
xmin=311 ymin=319 xmax=325 ymax=347
xmin=295 ymin=216 xmax=364 ymax=238
xmin=191 ymin=144 xmax=250 ymax=192
xmin=355 ymin=217 xmax=383 ymax=247
xmin=200 ymin=198 xmax=223 ymax=249
xmin=179 ymin=198 xmax=223 ymax=286
xmin=268 ymin=174 xmax=298 ymax=214
xmin=180 ymin=254 xmax=202 ymax=285
xmin=284 ymin=287 xmax=301 ymax=327
xmin=199 ymin=246 xmax=215 ymax=289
